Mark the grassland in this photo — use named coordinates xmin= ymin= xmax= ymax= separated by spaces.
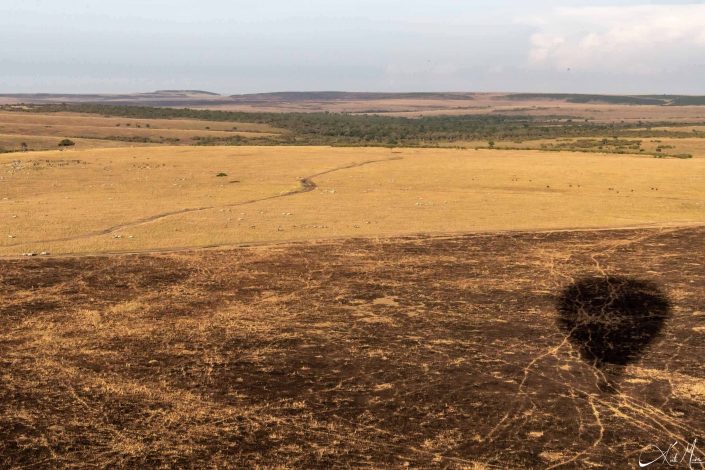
xmin=2 ymin=101 xmax=705 ymax=468
xmin=202 ymin=92 xmax=705 ymax=122
xmin=0 ymin=111 xmax=282 ymax=152
xmin=8 ymin=104 xmax=705 ymax=155
xmin=447 ymin=136 xmax=705 ymax=159
xmin=1 ymin=146 xmax=704 ymax=256
xmin=7 ymin=91 xmax=705 ymax=122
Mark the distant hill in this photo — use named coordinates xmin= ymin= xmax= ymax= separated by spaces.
xmin=149 ymin=90 xmax=222 ymax=96
xmin=505 ymin=93 xmax=705 ymax=106
xmin=637 ymin=95 xmax=705 ymax=106
xmin=229 ymin=91 xmax=476 ymax=102
xmin=3 ymin=91 xmax=705 ymax=115
xmin=505 ymin=93 xmax=666 ymax=105
xmin=0 ymin=90 xmax=230 ymax=107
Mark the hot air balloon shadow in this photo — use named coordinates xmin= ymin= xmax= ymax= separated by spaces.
xmin=557 ymin=276 xmax=671 ymax=393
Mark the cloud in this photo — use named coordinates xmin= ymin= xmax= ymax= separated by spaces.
xmin=522 ymin=4 xmax=705 ymax=74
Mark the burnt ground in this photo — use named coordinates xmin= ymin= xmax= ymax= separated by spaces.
xmin=1 ymin=227 xmax=704 ymax=468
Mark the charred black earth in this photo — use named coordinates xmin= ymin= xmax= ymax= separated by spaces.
xmin=1 ymin=226 xmax=704 ymax=468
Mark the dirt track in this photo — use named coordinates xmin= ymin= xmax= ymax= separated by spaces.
xmin=3 ymin=156 xmax=403 ymax=251
xmin=1 ymin=225 xmax=704 ymax=468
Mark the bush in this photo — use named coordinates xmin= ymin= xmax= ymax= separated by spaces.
xmin=216 ymin=172 xmax=228 ymax=177
xmin=58 ymin=139 xmax=75 ymax=147
xmin=15 ymin=102 xmax=700 ymax=149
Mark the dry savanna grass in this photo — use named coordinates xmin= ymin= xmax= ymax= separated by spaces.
xmin=8 ymin=93 xmax=705 ymax=122
xmin=204 ymin=93 xmax=705 ymax=122
xmin=445 ymin=136 xmax=705 ymax=159
xmin=395 ymin=100 xmax=705 ymax=122
xmin=0 ymin=111 xmax=282 ymax=152
xmin=638 ymin=137 xmax=705 ymax=157
xmin=0 ymin=111 xmax=282 ymax=133
xmin=1 ymin=145 xmax=705 ymax=256
xmin=0 ymin=133 xmax=155 ymax=152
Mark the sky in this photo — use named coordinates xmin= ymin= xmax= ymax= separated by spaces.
xmin=1 ymin=0 xmax=704 ymax=94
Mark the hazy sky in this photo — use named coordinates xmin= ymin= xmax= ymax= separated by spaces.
xmin=2 ymin=0 xmax=704 ymax=94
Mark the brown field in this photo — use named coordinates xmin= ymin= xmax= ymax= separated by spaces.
xmin=0 ymin=111 xmax=282 ymax=152
xmin=447 ymin=136 xmax=705 ymax=159
xmin=199 ymin=94 xmax=705 ymax=123
xmin=390 ymin=100 xmax=705 ymax=123
xmin=1 ymin=226 xmax=704 ymax=468
xmin=7 ymin=91 xmax=705 ymax=122
xmin=197 ymin=99 xmax=705 ymax=123
xmin=0 ymin=122 xmax=272 ymax=141
xmin=0 ymin=111 xmax=281 ymax=133
xmin=0 ymin=133 xmax=155 ymax=152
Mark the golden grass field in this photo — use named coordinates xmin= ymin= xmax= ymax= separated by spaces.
xmin=2 ymin=145 xmax=704 ymax=256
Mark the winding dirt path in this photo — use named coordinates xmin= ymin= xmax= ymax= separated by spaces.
xmin=4 ymin=153 xmax=705 ymax=259
xmin=3 ymin=156 xmax=403 ymax=250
